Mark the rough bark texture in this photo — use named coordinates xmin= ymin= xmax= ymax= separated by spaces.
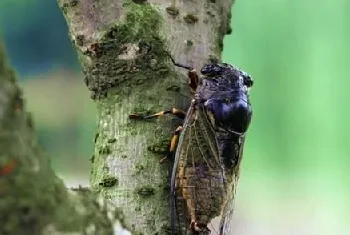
xmin=57 ymin=0 xmax=234 ymax=234
xmin=0 ymin=43 xmax=130 ymax=235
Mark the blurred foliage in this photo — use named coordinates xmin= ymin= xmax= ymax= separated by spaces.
xmin=223 ymin=0 xmax=350 ymax=179
xmin=221 ymin=1 xmax=349 ymax=233
xmin=0 ymin=0 xmax=80 ymax=77
xmin=0 ymin=0 xmax=349 ymax=234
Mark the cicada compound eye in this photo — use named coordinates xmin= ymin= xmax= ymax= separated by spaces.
xmin=243 ymin=75 xmax=254 ymax=88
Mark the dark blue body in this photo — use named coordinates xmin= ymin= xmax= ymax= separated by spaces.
xmin=197 ymin=63 xmax=253 ymax=171
xmin=170 ymin=62 xmax=254 ymax=235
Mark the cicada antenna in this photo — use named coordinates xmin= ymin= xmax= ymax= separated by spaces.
xmin=165 ymin=51 xmax=194 ymax=71
xmin=165 ymin=50 xmax=199 ymax=92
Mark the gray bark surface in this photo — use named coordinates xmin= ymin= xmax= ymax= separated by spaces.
xmin=57 ymin=0 xmax=234 ymax=234
xmin=0 ymin=43 xmax=129 ymax=235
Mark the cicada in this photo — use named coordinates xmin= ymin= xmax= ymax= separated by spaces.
xmin=130 ymin=54 xmax=253 ymax=235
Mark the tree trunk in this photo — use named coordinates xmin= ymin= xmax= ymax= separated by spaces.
xmin=0 ymin=43 xmax=129 ymax=235
xmin=57 ymin=0 xmax=234 ymax=234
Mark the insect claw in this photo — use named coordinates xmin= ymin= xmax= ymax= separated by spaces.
xmin=159 ymin=156 xmax=168 ymax=164
xmin=129 ymin=114 xmax=144 ymax=119
xmin=190 ymin=220 xmax=211 ymax=233
xmin=129 ymin=114 xmax=139 ymax=119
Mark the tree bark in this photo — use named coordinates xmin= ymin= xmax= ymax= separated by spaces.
xmin=0 ymin=43 xmax=130 ymax=235
xmin=57 ymin=0 xmax=234 ymax=234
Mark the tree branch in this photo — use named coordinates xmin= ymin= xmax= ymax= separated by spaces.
xmin=0 ymin=43 xmax=130 ymax=235
xmin=57 ymin=0 xmax=234 ymax=234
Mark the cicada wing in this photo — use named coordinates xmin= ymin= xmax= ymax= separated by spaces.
xmin=171 ymin=104 xmax=195 ymax=235
xmin=219 ymin=135 xmax=247 ymax=235
xmin=172 ymin=190 xmax=191 ymax=235
xmin=170 ymin=104 xmax=225 ymax=235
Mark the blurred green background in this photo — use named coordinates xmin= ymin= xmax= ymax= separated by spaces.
xmin=0 ymin=0 xmax=348 ymax=234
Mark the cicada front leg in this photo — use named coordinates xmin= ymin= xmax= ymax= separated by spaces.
xmin=129 ymin=107 xmax=186 ymax=120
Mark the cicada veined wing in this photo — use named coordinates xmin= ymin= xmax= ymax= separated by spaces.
xmin=170 ymin=100 xmax=247 ymax=235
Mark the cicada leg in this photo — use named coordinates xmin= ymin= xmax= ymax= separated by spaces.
xmin=190 ymin=220 xmax=211 ymax=234
xmin=166 ymin=51 xmax=200 ymax=93
xmin=129 ymin=107 xmax=186 ymax=120
xmin=160 ymin=125 xmax=183 ymax=163
xmin=129 ymin=108 xmax=185 ymax=163
xmin=182 ymin=180 xmax=210 ymax=234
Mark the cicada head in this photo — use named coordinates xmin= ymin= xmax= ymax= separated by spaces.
xmin=199 ymin=64 xmax=254 ymax=136
xmin=200 ymin=63 xmax=235 ymax=77
xmin=201 ymin=63 xmax=254 ymax=88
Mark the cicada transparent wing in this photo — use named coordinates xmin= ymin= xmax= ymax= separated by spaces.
xmin=218 ymin=136 xmax=246 ymax=235
xmin=170 ymin=100 xmax=242 ymax=235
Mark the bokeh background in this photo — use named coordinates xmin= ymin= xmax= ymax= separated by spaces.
xmin=1 ymin=0 xmax=349 ymax=234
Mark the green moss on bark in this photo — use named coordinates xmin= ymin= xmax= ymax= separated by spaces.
xmin=58 ymin=0 xmax=235 ymax=233
xmin=81 ymin=0 xmax=172 ymax=99
xmin=90 ymin=83 xmax=177 ymax=234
